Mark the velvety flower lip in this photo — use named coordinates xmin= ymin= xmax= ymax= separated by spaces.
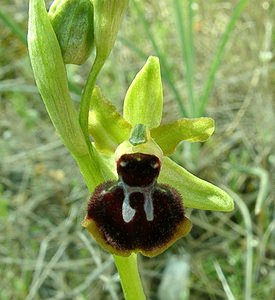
xmin=83 ymin=56 xmax=234 ymax=257
xmin=83 ymin=152 xmax=192 ymax=257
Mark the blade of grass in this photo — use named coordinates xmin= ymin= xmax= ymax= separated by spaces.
xmin=241 ymin=166 xmax=269 ymax=216
xmin=226 ymin=189 xmax=253 ymax=300
xmin=118 ymin=36 xmax=148 ymax=60
xmin=198 ymin=0 xmax=250 ymax=116
xmin=173 ymin=0 xmax=200 ymax=167
xmin=187 ymin=1 xmax=195 ymax=115
xmin=252 ymin=168 xmax=269 ymax=215
xmin=132 ymin=0 xmax=188 ymax=117
xmin=255 ymin=220 xmax=275 ymax=280
xmin=225 ymin=164 xmax=270 ymax=215
xmin=214 ymin=260 xmax=236 ymax=300
xmin=0 ymin=8 xmax=27 ymax=44
xmin=173 ymin=0 xmax=195 ymax=116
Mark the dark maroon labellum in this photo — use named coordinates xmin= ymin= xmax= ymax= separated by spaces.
xmin=87 ymin=153 xmax=186 ymax=254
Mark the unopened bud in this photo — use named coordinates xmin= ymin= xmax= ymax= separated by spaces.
xmin=49 ymin=0 xmax=94 ymax=65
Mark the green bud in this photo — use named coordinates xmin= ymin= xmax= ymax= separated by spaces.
xmin=48 ymin=0 xmax=94 ymax=65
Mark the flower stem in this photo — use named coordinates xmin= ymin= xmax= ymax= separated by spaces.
xmin=114 ymin=254 xmax=146 ymax=300
xmin=78 ymin=55 xmax=106 ymax=185
xmin=79 ymin=55 xmax=104 ymax=150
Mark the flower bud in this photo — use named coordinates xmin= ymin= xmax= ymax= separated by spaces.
xmin=48 ymin=0 xmax=94 ymax=65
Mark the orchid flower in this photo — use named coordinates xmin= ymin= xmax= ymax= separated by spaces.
xmin=82 ymin=56 xmax=234 ymax=257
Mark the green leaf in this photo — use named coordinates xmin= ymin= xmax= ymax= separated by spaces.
xmin=88 ymin=86 xmax=132 ymax=154
xmin=151 ymin=117 xmax=214 ymax=155
xmin=123 ymin=56 xmax=163 ymax=129
xmin=28 ymin=0 xmax=88 ymax=157
xmin=159 ymin=157 xmax=234 ymax=211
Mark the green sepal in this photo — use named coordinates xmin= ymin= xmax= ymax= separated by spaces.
xmin=123 ymin=56 xmax=163 ymax=129
xmin=88 ymin=86 xmax=132 ymax=154
xmin=28 ymin=0 xmax=89 ymax=158
xmin=159 ymin=157 xmax=234 ymax=211
xmin=151 ymin=117 xmax=215 ymax=155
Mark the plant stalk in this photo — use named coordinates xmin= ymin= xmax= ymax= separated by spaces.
xmin=114 ymin=254 xmax=146 ymax=300
xmin=79 ymin=56 xmax=104 ymax=148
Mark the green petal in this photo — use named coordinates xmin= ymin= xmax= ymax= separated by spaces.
xmin=123 ymin=56 xmax=163 ymax=129
xmin=151 ymin=118 xmax=215 ymax=155
xmin=88 ymin=86 xmax=132 ymax=154
xmin=159 ymin=157 xmax=234 ymax=211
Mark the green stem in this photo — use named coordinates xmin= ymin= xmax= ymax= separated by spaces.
xmin=114 ymin=254 xmax=146 ymax=300
xmin=78 ymin=56 xmax=105 ymax=180
xmin=173 ymin=0 xmax=195 ymax=117
xmin=79 ymin=56 xmax=104 ymax=145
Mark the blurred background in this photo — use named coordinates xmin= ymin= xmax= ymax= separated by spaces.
xmin=0 ymin=0 xmax=274 ymax=299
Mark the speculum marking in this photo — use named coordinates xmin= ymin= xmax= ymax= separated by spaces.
xmin=119 ymin=180 xmax=155 ymax=223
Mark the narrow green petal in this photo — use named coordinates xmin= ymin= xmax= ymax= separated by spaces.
xmin=123 ymin=56 xmax=163 ymax=128
xmin=151 ymin=118 xmax=214 ymax=155
xmin=88 ymin=86 xmax=132 ymax=154
xmin=159 ymin=157 xmax=234 ymax=211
